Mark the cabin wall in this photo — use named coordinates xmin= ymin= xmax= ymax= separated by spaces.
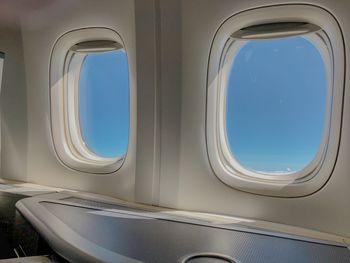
xmin=0 ymin=0 xmax=349 ymax=238
xmin=0 ymin=25 xmax=28 ymax=183
xmin=159 ymin=0 xmax=350 ymax=237
xmin=2 ymin=0 xmax=138 ymax=201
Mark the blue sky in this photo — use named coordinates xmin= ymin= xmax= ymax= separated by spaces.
xmin=79 ymin=50 xmax=129 ymax=158
xmin=226 ymin=36 xmax=327 ymax=173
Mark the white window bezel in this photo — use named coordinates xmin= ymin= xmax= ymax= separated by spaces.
xmin=50 ymin=28 xmax=130 ymax=174
xmin=206 ymin=5 xmax=345 ymax=197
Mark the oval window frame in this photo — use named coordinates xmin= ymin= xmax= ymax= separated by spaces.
xmin=206 ymin=5 xmax=345 ymax=197
xmin=50 ymin=28 xmax=131 ymax=174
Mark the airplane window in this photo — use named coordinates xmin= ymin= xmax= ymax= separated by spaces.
xmin=226 ymin=36 xmax=327 ymax=174
xmin=207 ymin=8 xmax=343 ymax=196
xmin=79 ymin=50 xmax=129 ymax=158
xmin=50 ymin=29 xmax=130 ymax=173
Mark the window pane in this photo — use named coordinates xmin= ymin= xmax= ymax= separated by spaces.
xmin=79 ymin=50 xmax=129 ymax=158
xmin=226 ymin=36 xmax=327 ymax=173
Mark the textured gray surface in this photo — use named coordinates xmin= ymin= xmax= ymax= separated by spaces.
xmin=61 ymin=197 xmax=146 ymax=212
xmin=41 ymin=202 xmax=350 ymax=263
